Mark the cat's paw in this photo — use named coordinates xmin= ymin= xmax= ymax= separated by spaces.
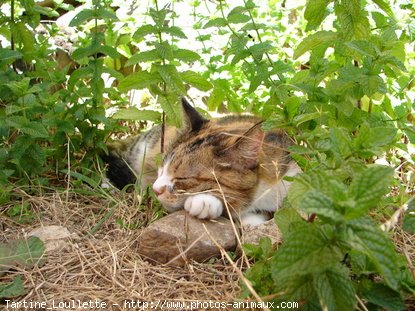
xmin=184 ymin=194 xmax=223 ymax=219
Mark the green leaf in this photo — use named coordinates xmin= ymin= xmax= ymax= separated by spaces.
xmin=66 ymin=171 xmax=100 ymax=188
xmin=159 ymin=95 xmax=181 ymax=127
xmin=345 ymin=40 xmax=377 ymax=58
xmin=5 ymin=78 xmax=30 ymax=97
xmin=98 ymin=45 xmax=119 ymax=59
xmin=335 ymin=0 xmax=370 ymax=39
xmin=118 ymin=71 xmax=162 ymax=92
xmin=69 ymin=9 xmax=95 ymax=27
xmin=154 ymin=41 xmax=173 ymax=60
xmin=149 ymin=8 xmax=167 ymax=27
xmin=284 ymin=96 xmax=302 ymax=120
xmin=367 ymin=127 xmax=397 ymax=147
xmin=372 ymin=0 xmax=395 ymax=19
xmin=330 ymin=127 xmax=352 ymax=158
xmin=12 ymin=22 xmax=34 ymax=53
xmin=288 ymin=170 xmax=349 ymax=210
xmin=96 ymin=7 xmax=118 ymax=21
xmin=162 ymin=26 xmax=187 ymax=39
xmin=155 ymin=64 xmax=186 ymax=94
xmin=133 ymin=25 xmax=158 ymax=39
xmin=271 ymin=223 xmax=342 ymax=280
xmin=292 ymin=111 xmax=322 ymax=126
xmin=356 ymin=126 xmax=397 ymax=150
xmin=33 ymin=5 xmax=59 ymax=17
xmin=299 ymin=190 xmax=344 ymax=222
xmin=228 ymin=13 xmax=250 ymax=24
xmin=68 ymin=67 xmax=94 ymax=91
xmin=21 ymin=122 xmax=49 ymax=138
xmin=174 ymin=49 xmax=200 ymax=62
xmin=313 ymin=264 xmax=356 ymax=311
xmin=0 ymin=276 xmax=26 ymax=298
xmin=0 ymin=236 xmax=46 ymax=273
xmin=72 ymin=43 xmax=119 ymax=60
xmin=5 ymin=116 xmax=27 ymax=129
xmin=294 ymin=31 xmax=337 ymax=59
xmin=243 ymin=237 xmax=273 ymax=260
xmin=304 ymin=0 xmax=331 ymax=31
xmin=361 ymin=74 xmax=387 ymax=96
xmin=347 ymin=165 xmax=393 ymax=218
xmin=207 ymin=81 xmax=227 ymax=110
xmin=227 ymin=6 xmax=250 ymax=24
xmin=347 ymin=217 xmax=400 ymax=290
xmin=180 ymin=71 xmax=212 ymax=91
xmin=249 ymin=41 xmax=273 ymax=59
xmin=359 ymin=281 xmax=405 ymax=311
xmin=0 ymin=49 xmax=22 ymax=66
xmin=274 ymin=208 xmax=305 ymax=238
xmin=126 ymin=49 xmax=160 ymax=66
xmin=228 ymin=34 xmax=250 ymax=64
xmin=112 ymin=108 xmax=161 ymax=122
xmin=203 ymin=18 xmax=227 ymax=28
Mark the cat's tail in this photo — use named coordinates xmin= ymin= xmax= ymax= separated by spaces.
xmin=101 ymin=149 xmax=137 ymax=190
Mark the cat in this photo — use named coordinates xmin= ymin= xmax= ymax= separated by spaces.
xmin=103 ymin=98 xmax=300 ymax=226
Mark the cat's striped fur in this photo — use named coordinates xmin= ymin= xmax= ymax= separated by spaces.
xmin=103 ymin=98 xmax=300 ymax=226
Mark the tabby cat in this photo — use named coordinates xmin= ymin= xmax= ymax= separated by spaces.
xmin=103 ymin=98 xmax=300 ymax=226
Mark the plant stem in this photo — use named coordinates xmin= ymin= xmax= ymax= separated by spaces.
xmin=155 ymin=0 xmax=166 ymax=154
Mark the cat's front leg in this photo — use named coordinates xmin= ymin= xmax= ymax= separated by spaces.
xmin=184 ymin=194 xmax=223 ymax=219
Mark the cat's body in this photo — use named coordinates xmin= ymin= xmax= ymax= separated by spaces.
xmin=103 ymin=98 xmax=300 ymax=226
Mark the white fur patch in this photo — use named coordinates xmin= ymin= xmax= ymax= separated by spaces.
xmin=152 ymin=162 xmax=173 ymax=195
xmin=240 ymin=212 xmax=268 ymax=227
xmin=184 ymin=194 xmax=223 ymax=219
xmin=247 ymin=161 xmax=302 ymax=221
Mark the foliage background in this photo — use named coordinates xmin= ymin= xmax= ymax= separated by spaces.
xmin=0 ymin=0 xmax=414 ymax=309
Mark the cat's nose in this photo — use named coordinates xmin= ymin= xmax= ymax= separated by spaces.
xmin=153 ymin=185 xmax=165 ymax=196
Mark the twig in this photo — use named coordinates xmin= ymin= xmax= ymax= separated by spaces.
xmin=356 ymin=295 xmax=369 ymax=311
xmin=202 ymin=224 xmax=271 ymax=311
xmin=211 ymin=170 xmax=250 ymax=268
xmin=380 ymin=201 xmax=410 ymax=232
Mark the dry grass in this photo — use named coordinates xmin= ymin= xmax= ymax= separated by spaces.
xmin=1 ymin=189 xmax=414 ymax=310
xmin=0 ymin=190 xmax=243 ymax=310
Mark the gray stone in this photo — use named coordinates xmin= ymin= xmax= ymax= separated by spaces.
xmin=138 ymin=210 xmax=237 ymax=265
xmin=29 ymin=225 xmax=79 ymax=253
xmin=242 ymin=219 xmax=282 ymax=246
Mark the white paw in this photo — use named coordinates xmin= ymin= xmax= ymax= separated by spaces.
xmin=241 ymin=212 xmax=268 ymax=227
xmin=184 ymin=194 xmax=223 ymax=219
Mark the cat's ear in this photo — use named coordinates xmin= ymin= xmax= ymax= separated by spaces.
xmin=181 ymin=97 xmax=208 ymax=132
xmin=223 ymin=123 xmax=264 ymax=170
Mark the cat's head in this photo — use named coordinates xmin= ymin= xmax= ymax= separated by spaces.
xmin=152 ymin=98 xmax=264 ymax=213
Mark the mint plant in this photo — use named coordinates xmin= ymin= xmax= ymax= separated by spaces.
xmin=118 ymin=1 xmax=212 ymax=128
xmin=233 ymin=0 xmax=415 ymax=309
xmin=0 ymin=0 xmax=413 ymax=308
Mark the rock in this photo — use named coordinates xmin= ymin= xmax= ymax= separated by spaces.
xmin=242 ymin=219 xmax=282 ymax=246
xmin=29 ymin=225 xmax=79 ymax=253
xmin=138 ymin=210 xmax=237 ymax=265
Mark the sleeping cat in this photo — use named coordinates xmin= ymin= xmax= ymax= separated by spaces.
xmin=103 ymin=98 xmax=300 ymax=226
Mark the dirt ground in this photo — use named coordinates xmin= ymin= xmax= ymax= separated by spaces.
xmin=1 ymin=189 xmax=414 ymax=311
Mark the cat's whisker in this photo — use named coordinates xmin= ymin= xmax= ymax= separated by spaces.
xmin=176 ymin=189 xmax=221 ymax=196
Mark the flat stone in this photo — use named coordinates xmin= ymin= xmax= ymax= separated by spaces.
xmin=138 ymin=210 xmax=237 ymax=265
xmin=242 ymin=219 xmax=282 ymax=246
xmin=29 ymin=225 xmax=79 ymax=253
